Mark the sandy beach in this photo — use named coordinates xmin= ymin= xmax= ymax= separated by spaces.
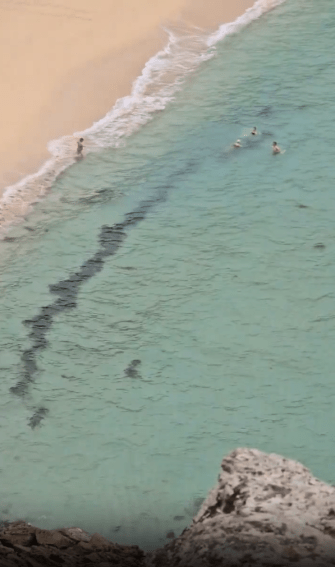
xmin=0 ymin=0 xmax=254 ymax=198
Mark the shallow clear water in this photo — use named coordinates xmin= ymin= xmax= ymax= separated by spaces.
xmin=1 ymin=0 xmax=335 ymax=551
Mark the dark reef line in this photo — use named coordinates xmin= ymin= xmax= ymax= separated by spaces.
xmin=10 ymin=158 xmax=199 ymax=428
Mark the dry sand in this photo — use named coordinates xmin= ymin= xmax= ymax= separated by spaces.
xmin=0 ymin=0 xmax=254 ymax=196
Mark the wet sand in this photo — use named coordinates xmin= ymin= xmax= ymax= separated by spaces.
xmin=0 ymin=0 xmax=254 ymax=196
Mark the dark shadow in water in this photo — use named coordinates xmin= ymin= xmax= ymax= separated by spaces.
xmin=3 ymin=236 xmax=18 ymax=242
xmin=256 ymin=105 xmax=273 ymax=117
xmin=124 ymin=359 xmax=142 ymax=379
xmin=10 ymin=159 xmax=199 ymax=428
xmin=28 ymin=407 xmax=49 ymax=429
xmin=78 ymin=187 xmax=112 ymax=205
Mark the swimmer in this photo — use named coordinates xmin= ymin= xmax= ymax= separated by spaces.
xmin=77 ymin=138 xmax=84 ymax=156
xmin=272 ymin=141 xmax=281 ymax=154
xmin=233 ymin=139 xmax=241 ymax=148
xmin=251 ymin=127 xmax=257 ymax=136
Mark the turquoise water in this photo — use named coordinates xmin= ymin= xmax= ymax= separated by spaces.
xmin=1 ymin=0 xmax=335 ymax=551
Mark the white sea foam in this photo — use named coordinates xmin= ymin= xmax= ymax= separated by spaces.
xmin=207 ymin=0 xmax=287 ymax=47
xmin=0 ymin=0 xmax=287 ymax=228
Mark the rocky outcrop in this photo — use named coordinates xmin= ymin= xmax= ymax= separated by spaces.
xmin=0 ymin=521 xmax=145 ymax=566
xmin=2 ymin=448 xmax=335 ymax=567
xmin=146 ymin=448 xmax=335 ymax=566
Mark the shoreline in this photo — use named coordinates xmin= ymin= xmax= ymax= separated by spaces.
xmin=0 ymin=0 xmax=254 ymax=195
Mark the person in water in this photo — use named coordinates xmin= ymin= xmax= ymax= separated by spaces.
xmin=233 ymin=139 xmax=241 ymax=148
xmin=77 ymin=138 xmax=84 ymax=156
xmin=272 ymin=141 xmax=281 ymax=154
xmin=251 ymin=127 xmax=257 ymax=135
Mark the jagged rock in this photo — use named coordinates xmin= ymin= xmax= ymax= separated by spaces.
xmin=0 ymin=521 xmax=145 ymax=566
xmin=146 ymin=448 xmax=335 ymax=566
xmin=35 ymin=527 xmax=74 ymax=547
xmin=88 ymin=532 xmax=114 ymax=550
xmin=59 ymin=527 xmax=91 ymax=542
xmin=0 ymin=521 xmax=36 ymax=547
xmin=2 ymin=448 xmax=335 ymax=566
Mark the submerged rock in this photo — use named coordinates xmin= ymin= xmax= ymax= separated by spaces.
xmin=146 ymin=448 xmax=335 ymax=566
xmin=125 ymin=359 xmax=142 ymax=378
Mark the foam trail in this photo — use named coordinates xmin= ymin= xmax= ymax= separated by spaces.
xmin=0 ymin=0 xmax=287 ymax=230
xmin=207 ymin=0 xmax=287 ymax=46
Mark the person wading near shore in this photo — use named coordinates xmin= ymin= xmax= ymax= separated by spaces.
xmin=77 ymin=138 xmax=84 ymax=156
